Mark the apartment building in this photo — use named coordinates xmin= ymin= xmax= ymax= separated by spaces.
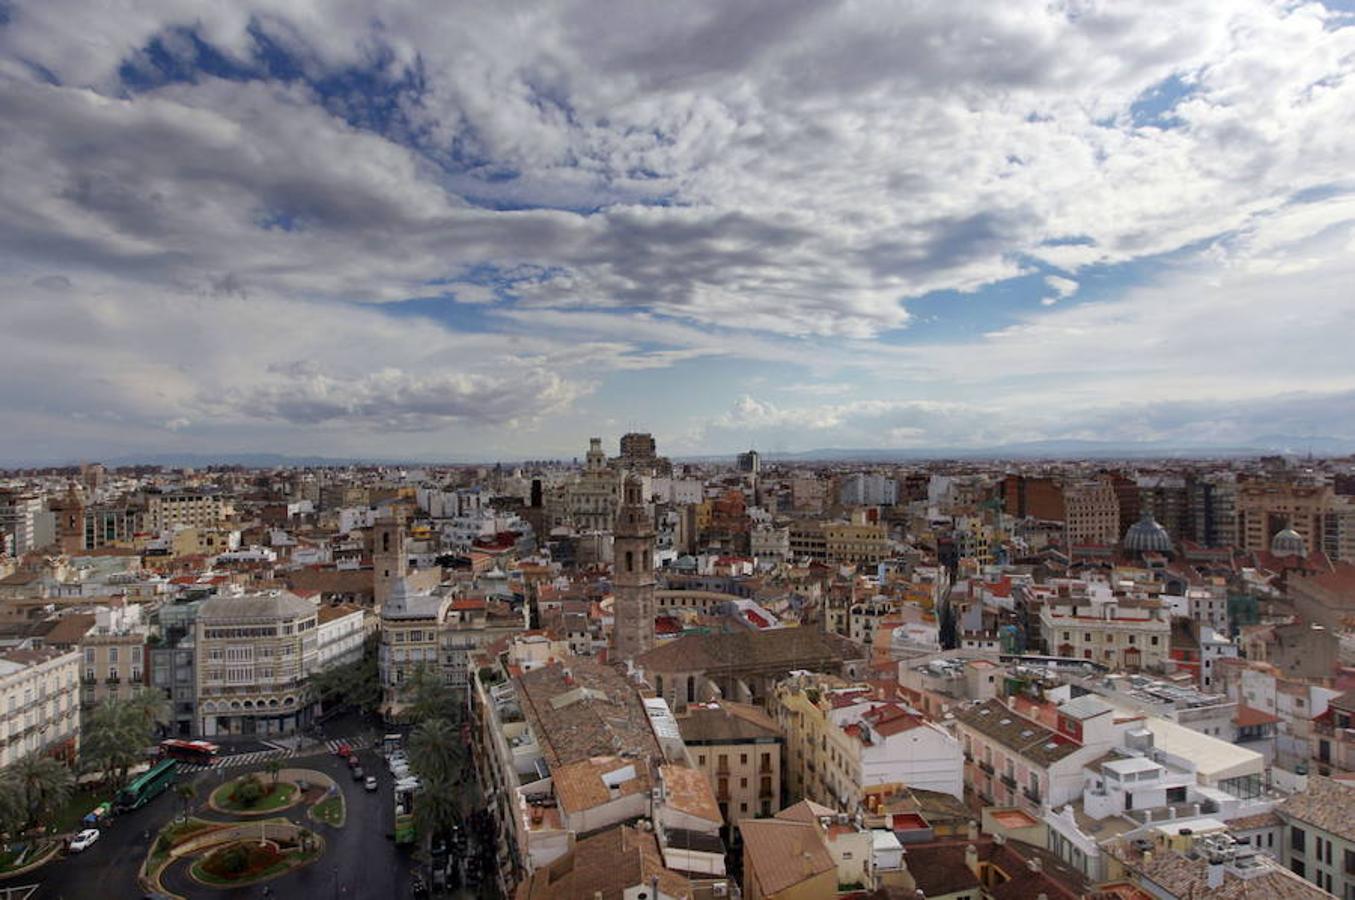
xmin=678 ymin=700 xmax=784 ymax=830
xmin=77 ymin=604 xmax=149 ymax=708
xmin=1039 ymin=589 xmax=1170 ymax=671
xmin=194 ymin=591 xmax=321 ymax=737
xmin=0 ymin=490 xmax=45 ymax=556
xmin=144 ymin=489 xmax=230 ymax=533
xmin=1236 ymin=478 xmax=1333 ymax=555
xmin=1276 ymin=776 xmax=1355 ymax=898
xmin=1063 ymin=479 xmax=1120 ymax=545
xmin=772 ymin=674 xmax=963 ymax=815
xmin=0 ymin=647 xmax=81 ymax=766
xmin=823 ymin=511 xmax=890 ymax=565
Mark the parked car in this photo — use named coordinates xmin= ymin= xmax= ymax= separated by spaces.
xmin=347 ymin=754 xmax=361 ymax=769
xmin=69 ymin=829 xmax=100 ymax=852
xmin=334 ymin=743 xmax=352 ymax=759
xmin=351 ymin=766 xmax=365 ymax=780
xmin=364 ymin=775 xmax=378 ymax=791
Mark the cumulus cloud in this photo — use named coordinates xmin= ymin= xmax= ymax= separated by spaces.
xmin=1 ymin=1 xmax=1355 ymax=458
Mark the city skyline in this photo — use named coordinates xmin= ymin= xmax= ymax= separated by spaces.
xmin=4 ymin=2 xmax=1355 ymax=463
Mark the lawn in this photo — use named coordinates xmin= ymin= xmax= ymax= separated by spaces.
xmin=48 ymin=786 xmax=113 ymax=834
xmin=310 ymin=794 xmax=345 ymax=827
xmin=188 ymin=837 xmax=322 ymax=887
xmin=211 ymin=779 xmax=297 ymax=813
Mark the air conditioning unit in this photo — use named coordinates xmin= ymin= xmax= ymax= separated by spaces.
xmin=711 ymin=883 xmax=729 ymax=897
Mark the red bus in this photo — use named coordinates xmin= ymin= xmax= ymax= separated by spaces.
xmin=158 ymin=739 xmax=219 ymax=766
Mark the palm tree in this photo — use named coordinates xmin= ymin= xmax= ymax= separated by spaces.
xmin=9 ymin=755 xmax=73 ymax=830
xmin=80 ymin=698 xmax=143 ymax=787
xmin=264 ymin=759 xmax=282 ymax=786
xmin=125 ymin=688 xmax=172 ymax=738
xmin=412 ymin=777 xmax=459 ymax=850
xmin=403 ymin=665 xmax=453 ymax=724
xmin=0 ymin=777 xmax=27 ymax=839
xmin=407 ymin=718 xmax=457 ymax=786
xmin=174 ymin=783 xmax=196 ymax=820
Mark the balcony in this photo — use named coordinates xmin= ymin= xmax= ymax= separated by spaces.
xmin=105 ymin=676 xmax=120 ymax=685
xmin=978 ymin=761 xmax=994 ymax=776
xmin=1023 ymin=787 xmax=1042 ymax=805
xmin=1001 ymin=774 xmax=1017 ymax=790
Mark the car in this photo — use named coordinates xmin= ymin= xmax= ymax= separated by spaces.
xmin=347 ymin=754 xmax=361 ymax=769
xmin=334 ymin=743 xmax=352 ymax=758
xmin=69 ymin=829 xmax=100 ymax=852
xmin=364 ymin=775 xmax=378 ymax=791
xmin=351 ymin=765 xmax=365 ymax=780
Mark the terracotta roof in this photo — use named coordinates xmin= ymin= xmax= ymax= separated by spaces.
xmin=552 ymin=756 xmax=650 ymax=815
xmin=635 ymin=627 xmax=864 ymax=674
xmin=738 ymin=818 xmax=835 ymax=897
xmin=43 ymin=613 xmax=96 ymax=646
xmin=516 ymin=659 xmax=662 ymax=768
xmin=515 ymin=824 xmax=691 ymax=900
xmin=956 ymin=699 xmax=1081 ymax=767
xmin=1277 ymin=775 xmax=1355 ymax=838
xmin=658 ymin=764 xmax=721 ymax=824
xmin=316 ymin=603 xmax=363 ymax=624
xmin=677 ymin=701 xmax=782 ymax=745
xmin=1233 ymin=705 xmax=1280 ymax=727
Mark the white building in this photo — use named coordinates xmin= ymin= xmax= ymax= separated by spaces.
xmin=840 ymin=474 xmax=899 ymax=507
xmin=0 ymin=647 xmax=81 ymax=767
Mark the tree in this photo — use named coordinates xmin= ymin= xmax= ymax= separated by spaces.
xmin=0 ymin=777 xmax=27 ymax=838
xmin=407 ymin=719 xmax=458 ymax=786
xmin=412 ymin=778 xmax=459 ymax=849
xmin=80 ymin=698 xmax=147 ymax=787
xmin=264 ymin=759 xmax=282 ymax=786
xmin=125 ymin=687 xmax=173 ymax=737
xmin=402 ymin=664 xmax=454 ymax=724
xmin=175 ymin=782 xmax=196 ymax=820
xmin=233 ymin=775 xmax=265 ymax=808
xmin=8 ymin=754 xmax=73 ymax=830
xmin=308 ymin=636 xmax=381 ymax=715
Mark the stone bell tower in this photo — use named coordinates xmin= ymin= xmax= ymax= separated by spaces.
xmin=611 ymin=474 xmax=656 ymax=662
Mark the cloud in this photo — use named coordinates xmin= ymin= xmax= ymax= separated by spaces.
xmin=1 ymin=1 xmax=1355 ymax=458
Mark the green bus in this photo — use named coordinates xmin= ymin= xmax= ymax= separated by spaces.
xmin=115 ymin=759 xmax=177 ymax=811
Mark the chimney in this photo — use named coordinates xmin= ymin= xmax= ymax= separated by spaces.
xmin=966 ymin=820 xmax=979 ymax=841
xmin=1027 ymin=856 xmax=1042 ymax=873
xmin=1207 ymin=861 xmax=1224 ymax=889
xmin=964 ymin=844 xmax=979 ymax=877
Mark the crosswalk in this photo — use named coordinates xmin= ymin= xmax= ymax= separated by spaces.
xmin=175 ymin=734 xmax=375 ymax=774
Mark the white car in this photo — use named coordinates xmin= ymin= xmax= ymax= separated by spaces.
xmin=68 ymin=829 xmax=100 ymax=852
xmin=364 ymin=775 xmax=378 ymax=791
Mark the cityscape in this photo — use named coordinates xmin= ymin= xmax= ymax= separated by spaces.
xmin=4 ymin=2 xmax=1355 ymax=900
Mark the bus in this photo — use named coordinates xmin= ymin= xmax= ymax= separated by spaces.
xmin=115 ymin=759 xmax=177 ymax=811
xmin=158 ymin=739 xmax=220 ymax=766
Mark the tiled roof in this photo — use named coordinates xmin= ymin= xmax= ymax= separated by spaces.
xmin=516 ymin=824 xmax=691 ymax=900
xmin=516 ymin=659 xmax=662 ymax=768
xmin=635 ymin=627 xmax=863 ymax=675
xmin=738 ymin=818 xmax=835 ymax=897
xmin=1276 ymin=775 xmax=1355 ymax=838
xmin=658 ymin=764 xmax=721 ymax=824
xmin=676 ymin=701 xmax=781 ymax=745
xmin=956 ymin=699 xmax=1081 ymax=766
xmin=552 ymin=756 xmax=650 ymax=815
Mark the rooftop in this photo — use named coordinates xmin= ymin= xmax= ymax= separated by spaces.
xmin=516 ymin=659 xmax=662 ymax=768
xmin=738 ymin=818 xmax=835 ymax=897
xmin=198 ymin=591 xmax=317 ymax=622
xmin=1276 ymin=775 xmax=1355 ymax=838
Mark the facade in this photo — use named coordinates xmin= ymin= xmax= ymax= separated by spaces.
xmin=315 ymin=604 xmax=367 ymax=670
xmin=678 ymin=701 xmax=784 ymax=830
xmin=772 ymin=674 xmax=964 ymax=814
xmin=0 ymin=491 xmax=44 ymax=556
xmin=78 ymin=608 xmax=149 ymax=709
xmin=1062 ymin=479 xmax=1120 ymax=545
xmin=194 ymin=591 xmax=321 ymax=737
xmin=840 ymin=473 xmax=899 ymax=507
xmin=823 ymin=512 xmax=890 ymax=565
xmin=1236 ymin=479 xmax=1333 ymax=556
xmin=569 ymin=438 xmax=622 ymax=532
xmin=1275 ymin=775 xmax=1355 ymax=898
xmin=144 ymin=489 xmax=230 ymax=533
xmin=0 ymin=647 xmax=81 ymax=766
xmin=377 ymin=583 xmax=453 ymax=718
xmin=737 ymin=450 xmax=761 ymax=475
xmin=1039 ymin=591 xmax=1170 ymax=671
xmin=611 ymin=475 xmax=656 ymax=663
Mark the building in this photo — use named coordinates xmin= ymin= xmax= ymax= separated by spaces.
xmin=0 ymin=647 xmax=81 ymax=766
xmin=823 ymin=511 xmax=890 ymax=565
xmin=194 ymin=591 xmax=322 ymax=737
xmin=77 ymin=604 xmax=149 ymax=709
xmin=144 ymin=489 xmax=230 ymax=533
xmin=840 ymin=473 xmax=899 ymax=507
xmin=612 ymin=475 xmax=657 ymax=663
xmin=1063 ymin=479 xmax=1120 ymax=546
xmin=570 ymin=438 xmax=622 ymax=532
xmin=772 ymin=674 xmax=964 ymax=814
xmin=513 ymin=825 xmax=696 ymax=900
xmin=0 ymin=491 xmax=44 ymax=556
xmin=737 ymin=450 xmax=761 ymax=475
xmin=378 ymin=582 xmax=453 ymax=718
xmin=1236 ymin=479 xmax=1334 ymax=556
xmin=1276 ymin=775 xmax=1355 ymax=897
xmin=315 ymin=603 xmax=367 ymax=670
xmin=738 ymin=817 xmax=837 ymax=900
xmin=1039 ymin=589 xmax=1171 ymax=671
xmin=678 ymin=700 xmax=784 ymax=830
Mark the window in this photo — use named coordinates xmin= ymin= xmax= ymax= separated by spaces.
xmin=740 ymin=753 xmax=748 ymax=766
xmin=108 ymin=647 xmax=118 ymax=663
xmin=698 ymin=754 xmax=706 ymax=766
xmin=1291 ymin=826 xmax=1306 ymax=853
xmin=84 ymin=648 xmax=94 ymax=663
xmin=1151 ymin=636 xmax=1159 ymax=646
xmin=1344 ymin=848 xmax=1354 ymax=875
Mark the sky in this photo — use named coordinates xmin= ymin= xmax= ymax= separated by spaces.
xmin=3 ymin=1 xmax=1355 ymax=463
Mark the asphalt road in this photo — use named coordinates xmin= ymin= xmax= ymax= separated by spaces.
xmin=0 ymin=722 xmax=425 ymax=899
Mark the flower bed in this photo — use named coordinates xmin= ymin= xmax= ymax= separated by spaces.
xmin=210 ymin=777 xmax=298 ymax=814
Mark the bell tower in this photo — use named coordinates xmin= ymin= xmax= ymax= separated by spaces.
xmin=612 ymin=474 xmax=656 ymax=662
xmin=373 ymin=511 xmax=407 ymax=607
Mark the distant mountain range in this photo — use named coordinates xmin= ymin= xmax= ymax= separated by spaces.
xmin=4 ymin=434 xmax=1352 ymax=470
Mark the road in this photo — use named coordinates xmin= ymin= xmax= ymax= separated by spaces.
xmin=0 ymin=716 xmax=426 ymax=899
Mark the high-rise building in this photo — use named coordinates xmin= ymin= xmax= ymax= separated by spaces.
xmin=0 ymin=490 xmax=44 ymax=556
xmin=839 ymin=472 xmax=898 ymax=506
xmin=1063 ymin=479 xmax=1120 ymax=545
xmin=736 ymin=450 xmax=761 ymax=475
xmin=611 ymin=474 xmax=656 ymax=662
xmin=1236 ymin=478 xmax=1333 ymax=555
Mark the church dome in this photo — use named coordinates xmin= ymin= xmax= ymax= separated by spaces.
xmin=1123 ymin=511 xmax=1172 ymax=554
xmin=1270 ymin=527 xmax=1306 ymax=558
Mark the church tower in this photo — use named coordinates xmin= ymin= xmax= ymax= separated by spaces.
xmin=612 ymin=474 xmax=656 ymax=662
xmin=373 ymin=511 xmax=407 ymax=607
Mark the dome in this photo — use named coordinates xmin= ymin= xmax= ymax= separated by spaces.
xmin=1270 ymin=527 xmax=1306 ymax=558
xmin=1123 ymin=511 xmax=1173 ymax=554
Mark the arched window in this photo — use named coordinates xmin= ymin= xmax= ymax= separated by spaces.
xmin=382 ymin=532 xmax=390 ymax=553
xmin=686 ymin=675 xmax=696 ymax=704
xmin=625 ymin=550 xmax=634 ymax=572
